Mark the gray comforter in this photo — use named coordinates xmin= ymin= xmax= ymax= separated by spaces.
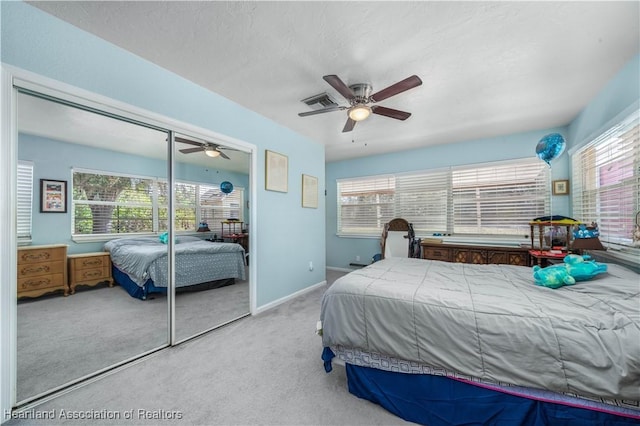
xmin=105 ymin=236 xmax=245 ymax=287
xmin=321 ymin=257 xmax=640 ymax=401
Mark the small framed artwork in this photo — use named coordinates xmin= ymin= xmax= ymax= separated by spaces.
xmin=302 ymin=174 xmax=318 ymax=208
xmin=265 ymin=150 xmax=288 ymax=192
xmin=552 ymin=179 xmax=570 ymax=196
xmin=40 ymin=179 xmax=67 ymax=213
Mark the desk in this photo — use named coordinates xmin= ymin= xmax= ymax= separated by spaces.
xmin=528 ymin=250 xmax=566 ymax=267
xmin=529 ymin=221 xmax=576 ymax=251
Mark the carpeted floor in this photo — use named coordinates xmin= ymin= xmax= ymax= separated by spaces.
xmin=8 ymin=269 xmax=412 ymax=425
xmin=17 ymin=277 xmax=250 ymax=403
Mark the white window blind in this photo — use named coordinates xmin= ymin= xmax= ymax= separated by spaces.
xmin=452 ymin=160 xmax=549 ymax=235
xmin=337 ymin=175 xmax=395 ymax=235
xmin=17 ymin=161 xmax=34 ymax=241
xmin=572 ymin=110 xmax=639 ymax=248
xmin=73 ymin=170 xmax=156 ymax=235
xmin=199 ymin=184 xmax=244 ymax=233
xmin=395 ymin=170 xmax=450 ymax=233
xmin=337 ymin=158 xmax=550 ymax=237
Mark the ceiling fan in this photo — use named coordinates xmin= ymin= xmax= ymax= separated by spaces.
xmin=175 ymin=136 xmax=234 ymax=159
xmin=298 ymin=74 xmax=422 ymax=132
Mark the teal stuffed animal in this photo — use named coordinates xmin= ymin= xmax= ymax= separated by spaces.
xmin=533 ymin=254 xmax=607 ymax=289
xmin=563 ymin=254 xmax=607 ymax=281
xmin=159 ymin=232 xmax=169 ymax=244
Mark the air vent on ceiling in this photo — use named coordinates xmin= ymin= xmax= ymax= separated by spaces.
xmin=300 ymin=92 xmax=338 ymax=110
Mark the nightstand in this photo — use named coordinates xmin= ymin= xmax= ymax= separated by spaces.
xmin=67 ymin=252 xmax=113 ymax=294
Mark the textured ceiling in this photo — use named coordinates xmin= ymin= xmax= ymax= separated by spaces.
xmin=28 ymin=1 xmax=640 ymax=162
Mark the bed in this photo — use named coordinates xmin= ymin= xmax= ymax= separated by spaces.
xmin=104 ymin=236 xmax=246 ymax=300
xmin=320 ymin=257 xmax=640 ymax=425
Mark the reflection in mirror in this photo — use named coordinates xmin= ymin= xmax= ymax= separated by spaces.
xmin=16 ymin=91 xmax=170 ymax=403
xmin=173 ymin=134 xmax=251 ymax=342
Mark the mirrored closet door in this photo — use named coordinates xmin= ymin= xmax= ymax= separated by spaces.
xmin=16 ymin=90 xmax=170 ymax=403
xmin=15 ymin=87 xmax=253 ymax=405
xmin=173 ymin=135 xmax=251 ymax=342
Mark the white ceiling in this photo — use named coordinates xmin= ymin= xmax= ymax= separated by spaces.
xmin=27 ymin=1 xmax=640 ymax=162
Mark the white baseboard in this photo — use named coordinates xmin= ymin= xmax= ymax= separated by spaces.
xmin=254 ymin=280 xmax=327 ymax=315
xmin=327 ymin=266 xmax=356 ymax=273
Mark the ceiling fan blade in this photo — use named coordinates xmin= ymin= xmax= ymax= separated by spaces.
xmin=370 ymin=75 xmax=422 ymax=102
xmin=217 ymin=149 xmax=230 ymax=160
xmin=371 ymin=105 xmax=412 ymax=120
xmin=342 ymin=117 xmax=357 ymax=133
xmin=323 ymin=75 xmax=355 ymax=101
xmin=298 ymin=105 xmax=343 ymax=117
xmin=179 ymin=147 xmax=205 ymax=154
xmin=175 ymin=136 xmax=204 ymax=146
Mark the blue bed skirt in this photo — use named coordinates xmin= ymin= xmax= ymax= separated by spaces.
xmin=112 ymin=265 xmax=236 ymax=300
xmin=112 ymin=265 xmax=161 ymax=300
xmin=344 ymin=363 xmax=639 ymax=426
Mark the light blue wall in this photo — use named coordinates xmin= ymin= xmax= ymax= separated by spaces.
xmin=568 ymin=53 xmax=640 ymax=151
xmin=2 ymin=2 xmax=326 ymax=307
xmin=326 ymin=127 xmax=570 ymax=269
xmin=19 ymin=133 xmax=250 ymax=254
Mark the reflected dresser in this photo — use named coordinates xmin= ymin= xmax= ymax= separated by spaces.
xmin=17 ymin=244 xmax=68 ymax=298
xmin=67 ymin=252 xmax=114 ymax=294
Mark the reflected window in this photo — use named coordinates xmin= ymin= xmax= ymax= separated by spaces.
xmin=72 ymin=168 xmax=244 ymax=235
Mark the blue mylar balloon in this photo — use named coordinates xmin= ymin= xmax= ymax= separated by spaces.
xmin=220 ymin=181 xmax=234 ymax=194
xmin=536 ymin=133 xmax=566 ymax=165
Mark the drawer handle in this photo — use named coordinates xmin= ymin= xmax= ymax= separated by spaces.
xmin=82 ymin=259 xmax=103 ymax=267
xmin=21 ymin=265 xmax=50 ymax=274
xmin=22 ymin=278 xmax=50 ymax=289
xmin=82 ymin=270 xmax=103 ymax=279
xmin=22 ymin=252 xmax=50 ymax=261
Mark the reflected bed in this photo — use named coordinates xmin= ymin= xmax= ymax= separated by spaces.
xmin=105 ymin=236 xmax=246 ymax=300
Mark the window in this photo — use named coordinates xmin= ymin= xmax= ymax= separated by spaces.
xmin=337 ymin=158 xmax=550 ymax=237
xmin=17 ymin=161 xmax=34 ymax=242
xmin=72 ymin=169 xmax=243 ymax=236
xmin=572 ymin=110 xmax=639 ymax=249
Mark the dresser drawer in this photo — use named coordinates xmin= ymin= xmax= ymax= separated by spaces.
xmin=18 ymin=272 xmax=65 ymax=292
xmin=18 ymin=260 xmax=65 ymax=278
xmin=74 ymin=266 xmax=110 ymax=281
xmin=423 ymin=247 xmax=450 ymax=262
xmin=71 ymin=255 xmax=109 ymax=270
xmin=18 ymin=247 xmax=66 ymax=264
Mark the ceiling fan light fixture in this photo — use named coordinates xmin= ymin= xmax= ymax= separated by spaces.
xmin=348 ymin=104 xmax=371 ymax=122
xmin=204 ymin=147 xmax=220 ymax=158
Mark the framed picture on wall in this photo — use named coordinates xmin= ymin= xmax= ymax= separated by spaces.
xmin=552 ymin=179 xmax=570 ymax=196
xmin=265 ymin=150 xmax=288 ymax=192
xmin=302 ymin=174 xmax=318 ymax=208
xmin=40 ymin=179 xmax=67 ymax=213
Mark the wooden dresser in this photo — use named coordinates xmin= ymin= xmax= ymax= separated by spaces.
xmin=17 ymin=244 xmax=68 ymax=298
xmin=421 ymin=242 xmax=530 ymax=266
xmin=67 ymin=252 xmax=113 ymax=294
